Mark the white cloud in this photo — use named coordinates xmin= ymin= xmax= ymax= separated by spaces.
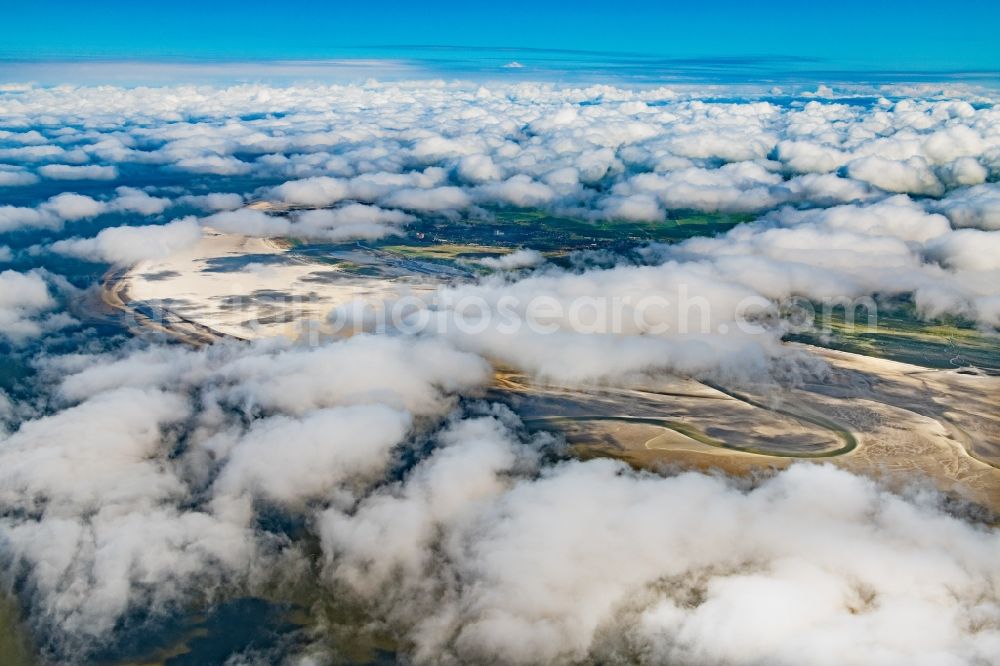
xmin=42 ymin=192 xmax=106 ymax=220
xmin=0 ymin=129 xmax=47 ymax=145
xmin=1 ymin=83 xmax=991 ymax=225
xmin=477 ymin=249 xmax=545 ymax=270
xmin=775 ymin=140 xmax=849 ymax=173
xmin=272 ymin=176 xmax=350 ymax=207
xmin=936 ymin=184 xmax=1000 ymax=230
xmin=600 ymin=193 xmax=664 ymax=221
xmin=173 ymin=155 xmax=252 ymax=175
xmin=0 ymin=145 xmax=71 ymax=163
xmin=202 ymin=208 xmax=291 ymax=236
xmin=37 ymin=164 xmax=119 ymax=180
xmin=0 ymin=205 xmax=55 ymax=233
xmin=178 ymin=192 xmax=244 ymax=211
xmin=937 ymin=157 xmax=988 ymax=188
xmin=51 ymin=217 xmax=202 ymax=265
xmin=322 ymin=431 xmax=1000 ymax=665
xmin=291 ymin=204 xmax=413 ymax=240
xmin=925 ymin=228 xmax=1000 ymax=272
xmin=457 ymin=154 xmax=503 ymax=184
xmin=212 ymin=404 xmax=412 ymax=505
xmin=616 ymin=162 xmax=785 ymax=213
xmin=0 ymin=269 xmax=73 ymax=341
xmin=109 ymin=186 xmax=171 ymax=215
xmin=383 ymin=186 xmax=472 ymax=212
xmin=477 ymin=175 xmax=557 ymax=208
xmin=0 ymin=188 xmax=174 ymax=234
xmin=846 ymin=156 xmax=945 ymax=196
xmin=382 ymin=462 xmax=1000 ymax=665
xmin=0 ymin=165 xmax=40 ymax=186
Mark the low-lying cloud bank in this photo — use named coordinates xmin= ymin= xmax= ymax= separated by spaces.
xmin=0 ymin=269 xmax=75 ymax=341
xmin=0 ymin=334 xmax=997 ymax=663
xmin=1 ymin=335 xmax=492 ymax=650
xmin=326 ymin=460 xmax=1000 ymax=665
xmin=0 ymin=188 xmax=169 ymax=234
xmin=51 ymin=216 xmax=203 ymax=264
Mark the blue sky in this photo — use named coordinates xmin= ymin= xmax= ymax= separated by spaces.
xmin=1 ymin=0 xmax=998 ymax=78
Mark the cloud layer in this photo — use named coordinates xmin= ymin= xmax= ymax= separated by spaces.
xmin=326 ymin=459 xmax=1000 ymax=665
xmin=1 ymin=80 xmax=999 ymax=664
xmin=4 ymin=332 xmax=998 ymax=663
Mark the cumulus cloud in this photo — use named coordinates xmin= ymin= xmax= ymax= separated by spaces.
xmin=212 ymin=404 xmax=412 ymax=505
xmin=291 ymin=204 xmax=414 ymax=240
xmin=0 ymin=145 xmax=79 ymax=163
xmin=846 ymin=156 xmax=944 ymax=196
xmin=0 ymin=188 xmax=170 ymax=234
xmin=321 ymin=408 xmax=545 ymax=599
xmin=173 ymin=154 xmax=252 ymax=175
xmin=600 ymin=192 xmax=664 ymax=221
xmin=205 ymin=200 xmax=413 ymax=243
xmin=937 ymin=156 xmax=988 ymax=188
xmin=37 ymin=164 xmax=119 ymax=180
xmin=645 ymin=196 xmax=1000 ymax=328
xmin=0 ymin=129 xmax=47 ymax=145
xmin=272 ymin=176 xmax=350 ymax=207
xmin=341 ymin=259 xmax=786 ymax=383
xmin=0 ymin=164 xmax=40 ymax=186
xmin=41 ymin=192 xmax=106 ymax=220
xmin=0 ymin=270 xmax=74 ymax=341
xmin=383 ymin=186 xmax=473 ymax=212
xmin=477 ymin=248 xmax=546 ymax=270
xmin=0 ymin=334 xmax=492 ymax=656
xmin=50 ymin=217 xmax=203 ymax=265
xmin=613 ymin=162 xmax=787 ymax=214
xmin=775 ymin=139 xmax=849 ymax=173
xmin=108 ymin=186 xmax=171 ymax=215
xmin=0 ymin=389 xmax=13 ymax=435
xmin=202 ymin=207 xmax=290 ymax=236
xmin=313 ymin=190 xmax=1000 ymax=389
xmin=0 ymin=205 xmax=55 ymax=233
xmin=477 ymin=175 xmax=557 ymax=208
xmin=0 ymin=387 xmax=191 ymax=512
xmin=925 ymin=228 xmax=1000 ymax=272
xmin=179 ymin=192 xmax=245 ymax=211
xmin=936 ymin=183 xmax=1000 ymax=230
xmin=0 ymin=385 xmax=261 ymax=637
xmin=324 ymin=460 xmax=1000 ymax=665
xmin=457 ymin=154 xmax=504 ymax=183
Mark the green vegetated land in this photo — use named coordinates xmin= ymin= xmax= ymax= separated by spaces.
xmin=0 ymin=595 xmax=34 ymax=666
xmin=284 ymin=207 xmax=753 ymax=279
xmin=787 ymin=299 xmax=1000 ymax=373
xmin=387 ymin=207 xmax=753 ymax=257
